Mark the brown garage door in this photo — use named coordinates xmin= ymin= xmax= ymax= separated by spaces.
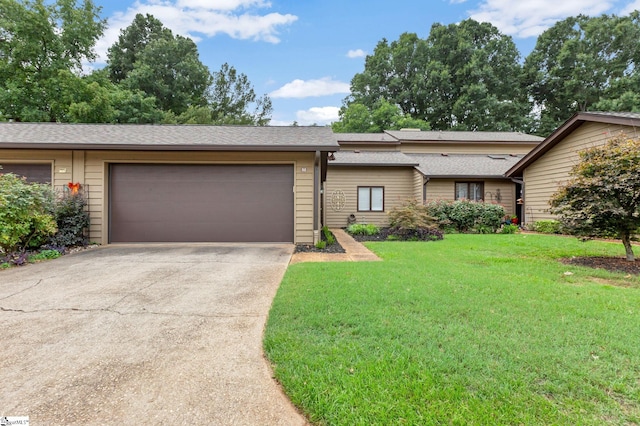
xmin=0 ymin=163 xmax=52 ymax=184
xmin=109 ymin=164 xmax=294 ymax=243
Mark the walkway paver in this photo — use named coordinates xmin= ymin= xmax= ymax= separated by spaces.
xmin=290 ymin=229 xmax=381 ymax=264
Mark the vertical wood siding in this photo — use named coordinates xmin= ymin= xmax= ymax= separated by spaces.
xmin=325 ymin=167 xmax=416 ymax=227
xmin=523 ymin=123 xmax=640 ymax=223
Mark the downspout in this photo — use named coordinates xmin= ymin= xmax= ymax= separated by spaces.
xmin=314 ymin=150 xmax=321 ymax=244
xmin=423 ymin=176 xmax=430 ymax=203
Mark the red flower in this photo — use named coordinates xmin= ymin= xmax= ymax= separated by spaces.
xmin=68 ymin=182 xmax=81 ymax=194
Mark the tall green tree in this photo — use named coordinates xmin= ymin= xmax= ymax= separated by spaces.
xmin=550 ymin=135 xmax=640 ymax=261
xmin=332 ymin=100 xmax=430 ymax=133
xmin=345 ymin=20 xmax=530 ymax=132
xmin=107 ymin=14 xmax=212 ymax=115
xmin=523 ymin=13 xmax=640 ymax=135
xmin=0 ymin=0 xmax=106 ymax=121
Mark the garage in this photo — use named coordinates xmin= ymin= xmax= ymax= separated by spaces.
xmin=109 ymin=164 xmax=294 ymax=243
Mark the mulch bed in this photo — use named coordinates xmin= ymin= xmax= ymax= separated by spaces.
xmin=560 ymin=256 xmax=640 ymax=275
xmin=294 ymin=229 xmax=346 ymax=254
xmin=348 ymin=228 xmax=393 ymax=242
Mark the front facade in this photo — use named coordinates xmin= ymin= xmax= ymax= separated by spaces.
xmin=0 ymin=123 xmax=338 ymax=245
xmin=325 ymin=130 xmax=543 ymax=228
xmin=506 ymin=112 xmax=640 ymax=225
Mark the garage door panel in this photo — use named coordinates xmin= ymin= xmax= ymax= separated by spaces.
xmin=110 ymin=164 xmax=294 ymax=243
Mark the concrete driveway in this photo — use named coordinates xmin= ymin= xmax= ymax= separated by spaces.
xmin=0 ymin=244 xmax=307 ymax=425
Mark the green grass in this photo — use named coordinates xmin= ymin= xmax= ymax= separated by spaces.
xmin=264 ymin=234 xmax=640 ymax=425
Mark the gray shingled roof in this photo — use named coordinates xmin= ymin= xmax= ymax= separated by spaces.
xmin=385 ymin=130 xmax=544 ymax=143
xmin=410 ymin=154 xmax=523 ymax=177
xmin=331 ymin=151 xmax=418 ymax=166
xmin=583 ymin=111 xmax=640 ymax=120
xmin=335 ymin=133 xmax=399 ymax=143
xmin=0 ymin=123 xmax=339 ymax=151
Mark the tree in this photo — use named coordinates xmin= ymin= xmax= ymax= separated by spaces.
xmin=550 ymin=135 xmax=640 ymax=261
xmin=345 ymin=20 xmax=530 ymax=132
xmin=332 ymin=100 xmax=430 ymax=133
xmin=523 ymin=13 xmax=640 ymax=135
xmin=0 ymin=0 xmax=106 ymax=121
xmin=108 ymin=14 xmax=212 ymax=115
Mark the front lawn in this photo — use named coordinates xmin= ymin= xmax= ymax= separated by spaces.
xmin=264 ymin=234 xmax=640 ymax=425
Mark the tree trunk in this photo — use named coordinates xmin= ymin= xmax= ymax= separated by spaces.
xmin=621 ymin=232 xmax=635 ymax=261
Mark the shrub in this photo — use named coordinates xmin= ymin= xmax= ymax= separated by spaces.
xmin=49 ymin=191 xmax=90 ymax=247
xmin=0 ymin=173 xmax=57 ymax=255
xmin=387 ymin=199 xmax=444 ymax=241
xmin=315 ymin=240 xmax=327 ymax=249
xmin=425 ymin=200 xmax=505 ymax=233
xmin=28 ymin=249 xmax=62 ymax=262
xmin=500 ymin=224 xmax=519 ymax=234
xmin=347 ymin=223 xmax=380 ymax=236
xmin=533 ymin=220 xmax=561 ymax=234
xmin=322 ymin=226 xmax=336 ymax=245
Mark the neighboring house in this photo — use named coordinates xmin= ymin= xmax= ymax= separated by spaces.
xmin=0 ymin=123 xmax=338 ymax=244
xmin=325 ymin=130 xmax=543 ymax=228
xmin=506 ymin=112 xmax=640 ymax=225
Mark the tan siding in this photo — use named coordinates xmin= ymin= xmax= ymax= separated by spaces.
xmin=413 ymin=169 xmax=424 ymax=201
xmin=82 ymin=150 xmax=316 ymax=244
xmin=523 ymin=123 xmax=640 ymax=224
xmin=325 ymin=167 xmax=415 ymax=228
xmin=425 ymin=178 xmax=516 ymax=216
xmin=400 ymin=142 xmax=538 ymax=155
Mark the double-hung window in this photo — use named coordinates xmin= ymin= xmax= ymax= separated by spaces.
xmin=455 ymin=182 xmax=484 ymax=202
xmin=358 ymin=186 xmax=384 ymax=212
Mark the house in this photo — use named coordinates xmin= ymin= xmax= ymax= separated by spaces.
xmin=506 ymin=112 xmax=640 ymax=225
xmin=0 ymin=123 xmax=338 ymax=244
xmin=325 ymin=130 xmax=543 ymax=228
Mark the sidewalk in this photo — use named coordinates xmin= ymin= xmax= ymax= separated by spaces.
xmin=289 ymin=229 xmax=381 ymax=264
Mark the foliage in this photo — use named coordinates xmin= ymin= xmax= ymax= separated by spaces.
xmin=344 ymin=20 xmax=530 ymax=132
xmin=346 ymin=223 xmax=380 ymax=236
xmin=500 ymin=223 xmax=519 ymax=234
xmin=426 ymin=199 xmax=505 ymax=233
xmin=0 ymin=173 xmax=57 ymax=255
xmin=532 ymin=219 xmax=562 ymax=234
xmin=49 ymin=191 xmax=90 ymax=248
xmin=266 ymin=235 xmax=640 ymax=424
xmin=332 ymin=99 xmax=430 ymax=133
xmin=550 ymin=135 xmax=640 ymax=261
xmin=321 ymin=226 xmax=336 ymax=245
xmin=0 ymin=0 xmax=106 ymax=122
xmin=314 ymin=240 xmax=326 ymax=249
xmin=523 ymin=12 xmax=640 ymax=135
xmin=28 ymin=249 xmax=62 ymax=262
xmin=386 ymin=199 xmax=443 ymax=241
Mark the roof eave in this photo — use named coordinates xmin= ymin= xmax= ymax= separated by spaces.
xmin=0 ymin=143 xmax=339 ymax=152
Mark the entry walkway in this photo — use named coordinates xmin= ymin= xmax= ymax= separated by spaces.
xmin=290 ymin=229 xmax=382 ymax=264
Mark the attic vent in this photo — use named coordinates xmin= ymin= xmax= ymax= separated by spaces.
xmin=399 ymin=128 xmax=421 ymax=132
xmin=353 ymin=150 xmax=360 ymax=153
xmin=441 ymin=153 xmax=448 ymax=157
xmin=488 ymin=155 xmax=506 ymax=160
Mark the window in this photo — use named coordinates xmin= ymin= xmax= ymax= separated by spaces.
xmin=455 ymin=182 xmax=484 ymax=202
xmin=358 ymin=186 xmax=384 ymax=212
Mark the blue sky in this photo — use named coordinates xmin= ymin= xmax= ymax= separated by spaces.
xmin=93 ymin=0 xmax=640 ymax=126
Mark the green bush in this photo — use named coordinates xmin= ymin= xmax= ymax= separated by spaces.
xmin=500 ymin=224 xmax=519 ymax=234
xmin=28 ymin=249 xmax=62 ymax=262
xmin=49 ymin=191 xmax=90 ymax=247
xmin=322 ymin=226 xmax=336 ymax=245
xmin=347 ymin=223 xmax=380 ymax=236
xmin=387 ymin=199 xmax=444 ymax=241
xmin=533 ymin=220 xmax=561 ymax=234
xmin=0 ymin=173 xmax=57 ymax=255
xmin=426 ymin=200 xmax=505 ymax=233
xmin=315 ymin=240 xmax=327 ymax=249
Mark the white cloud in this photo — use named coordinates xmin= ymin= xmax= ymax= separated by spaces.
xmin=269 ymin=77 xmax=350 ymax=99
xmin=93 ymin=0 xmax=297 ymax=63
xmin=468 ymin=0 xmax=615 ymax=38
xmin=346 ymin=49 xmax=366 ymax=58
xmin=296 ymin=107 xmax=340 ymax=125
xmin=622 ymin=0 xmax=640 ymax=14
